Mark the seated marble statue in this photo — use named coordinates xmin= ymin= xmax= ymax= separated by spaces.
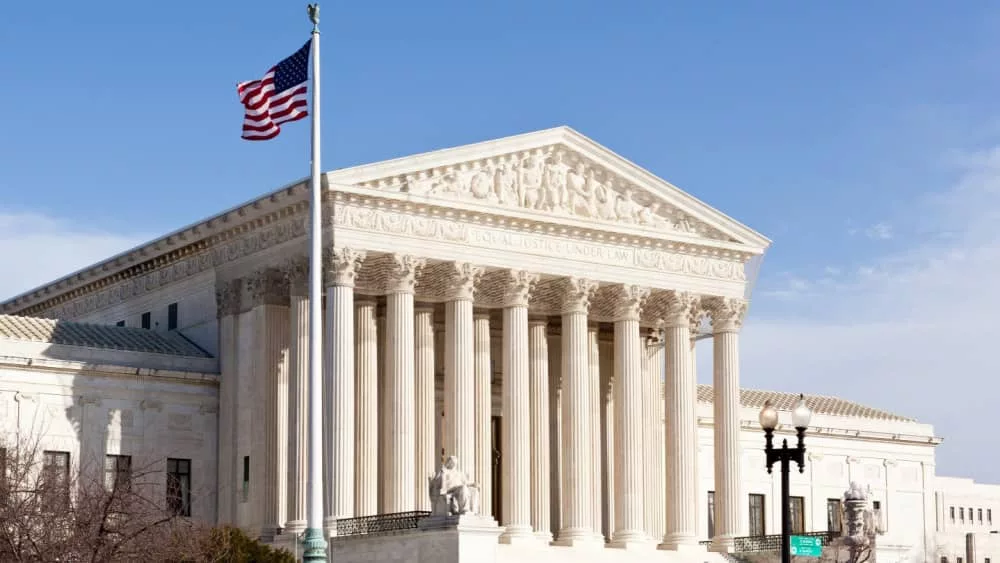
xmin=428 ymin=456 xmax=480 ymax=516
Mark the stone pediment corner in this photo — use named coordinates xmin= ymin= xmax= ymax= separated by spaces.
xmin=328 ymin=127 xmax=771 ymax=252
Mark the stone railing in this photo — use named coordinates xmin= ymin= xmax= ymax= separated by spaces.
xmin=332 ymin=511 xmax=431 ymax=539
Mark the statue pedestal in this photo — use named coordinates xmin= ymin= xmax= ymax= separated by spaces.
xmin=418 ymin=514 xmax=504 ymax=563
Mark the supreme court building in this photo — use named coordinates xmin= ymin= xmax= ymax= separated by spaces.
xmin=2 ymin=127 xmax=983 ymax=563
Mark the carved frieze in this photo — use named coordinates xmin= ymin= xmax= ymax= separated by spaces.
xmin=360 ymin=145 xmax=728 ymax=241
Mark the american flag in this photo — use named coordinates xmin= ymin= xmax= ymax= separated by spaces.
xmin=238 ymin=40 xmax=311 ymax=140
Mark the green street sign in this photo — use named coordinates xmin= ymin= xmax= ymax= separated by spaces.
xmin=789 ymin=535 xmax=823 ymax=558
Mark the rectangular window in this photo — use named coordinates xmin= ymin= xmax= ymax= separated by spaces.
xmin=957 ymin=558 xmax=963 ymax=563
xmin=979 ymin=508 xmax=983 ymax=523
xmin=789 ymin=496 xmax=806 ymax=534
xmin=988 ymin=508 xmax=992 ymax=524
xmin=141 ymin=312 xmax=151 ymax=329
xmin=749 ymin=494 xmax=765 ymax=536
xmin=166 ymin=458 xmax=191 ymax=516
xmin=827 ymin=498 xmax=843 ymax=533
xmin=41 ymin=451 xmax=70 ymax=508
xmin=707 ymin=491 xmax=715 ymax=539
xmin=104 ymin=454 xmax=132 ymax=493
xmin=960 ymin=507 xmax=965 ymax=522
xmin=116 ymin=320 xmax=125 ymax=327
xmin=242 ymin=455 xmax=250 ymax=502
xmin=167 ymin=303 xmax=178 ymax=331
xmin=950 ymin=506 xmax=955 ymax=522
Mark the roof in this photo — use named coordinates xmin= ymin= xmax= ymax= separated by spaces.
xmin=0 ymin=315 xmax=211 ymax=358
xmin=696 ymin=384 xmax=914 ymax=423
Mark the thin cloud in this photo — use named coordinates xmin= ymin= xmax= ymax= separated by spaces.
xmin=702 ymin=147 xmax=1000 ymax=485
xmin=0 ymin=212 xmax=149 ymax=302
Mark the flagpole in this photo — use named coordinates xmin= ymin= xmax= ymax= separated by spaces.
xmin=303 ymin=3 xmax=327 ymax=562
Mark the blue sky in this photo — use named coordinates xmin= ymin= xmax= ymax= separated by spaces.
xmin=2 ymin=1 xmax=999 ymax=483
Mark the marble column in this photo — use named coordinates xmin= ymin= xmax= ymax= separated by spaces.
xmin=214 ymin=279 xmax=241 ymax=524
xmin=500 ymin=270 xmax=538 ymax=543
xmin=555 ymin=277 xmax=602 ymax=548
xmin=659 ymin=292 xmax=701 ymax=551
xmin=599 ymin=337 xmax=615 ymax=540
xmin=354 ymin=299 xmax=379 ymax=516
xmin=610 ymin=284 xmax=650 ymax=549
xmin=474 ymin=312 xmax=493 ymax=518
xmin=284 ymin=259 xmax=309 ymax=533
xmin=528 ymin=318 xmax=551 ymax=542
xmin=444 ymin=262 xmax=483 ymax=478
xmin=643 ymin=331 xmax=666 ymax=542
xmin=248 ymin=268 xmax=290 ymax=541
xmin=383 ymin=254 xmax=425 ymax=513
xmin=323 ymin=248 xmax=365 ymax=529
xmin=414 ymin=306 xmax=436 ymax=512
xmin=706 ymin=297 xmax=747 ymax=552
xmin=588 ymin=324 xmax=604 ymax=540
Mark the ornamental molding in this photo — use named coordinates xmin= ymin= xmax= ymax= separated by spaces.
xmin=355 ymin=144 xmax=729 ymax=241
xmin=5 ymin=128 xmax=769 ymax=318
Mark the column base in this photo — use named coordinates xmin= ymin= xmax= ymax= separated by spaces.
xmin=708 ymin=535 xmax=736 ymax=553
xmin=283 ymin=520 xmax=307 ymax=535
xmin=552 ymin=530 xmax=605 ymax=549
xmin=301 ymin=527 xmax=328 ymax=562
xmin=498 ymin=525 xmax=540 ymax=546
xmin=657 ymin=538 xmax=706 ymax=553
xmin=533 ymin=531 xmax=554 ymax=544
xmin=608 ymin=534 xmax=655 ymax=551
xmin=322 ymin=515 xmax=338 ymax=537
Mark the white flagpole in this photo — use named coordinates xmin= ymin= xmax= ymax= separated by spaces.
xmin=303 ymin=3 xmax=327 ymax=561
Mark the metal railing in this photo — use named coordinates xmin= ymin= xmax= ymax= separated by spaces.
xmin=697 ymin=531 xmax=837 ymax=553
xmin=332 ymin=511 xmax=430 ymax=539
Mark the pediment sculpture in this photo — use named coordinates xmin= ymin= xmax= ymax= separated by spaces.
xmin=364 ymin=147 xmax=725 ymax=240
xmin=428 ymin=455 xmax=481 ymax=516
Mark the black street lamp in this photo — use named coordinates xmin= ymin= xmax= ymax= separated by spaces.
xmin=758 ymin=394 xmax=813 ymax=563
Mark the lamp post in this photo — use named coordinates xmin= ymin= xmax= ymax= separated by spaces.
xmin=758 ymin=394 xmax=812 ymax=563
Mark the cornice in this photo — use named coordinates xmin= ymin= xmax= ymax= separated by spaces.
xmin=3 ymin=127 xmax=768 ymax=316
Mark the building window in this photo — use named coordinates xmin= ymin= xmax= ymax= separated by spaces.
xmin=707 ymin=491 xmax=715 ymax=539
xmin=748 ymin=494 xmax=765 ymax=536
xmin=950 ymin=506 xmax=955 ymax=522
xmin=960 ymin=507 xmax=965 ymax=522
xmin=167 ymin=303 xmax=178 ymax=331
xmin=41 ymin=451 xmax=70 ymax=508
xmin=116 ymin=320 xmax=125 ymax=327
xmin=957 ymin=558 xmax=963 ymax=563
xmin=827 ymin=498 xmax=843 ymax=533
xmin=979 ymin=508 xmax=984 ymax=524
xmin=166 ymin=458 xmax=191 ymax=516
xmin=141 ymin=312 xmax=151 ymax=329
xmin=789 ymin=496 xmax=805 ymax=534
xmin=0 ymin=447 xmax=7 ymax=503
xmin=104 ymin=454 xmax=132 ymax=493
xmin=988 ymin=508 xmax=992 ymax=524
xmin=242 ymin=456 xmax=250 ymax=502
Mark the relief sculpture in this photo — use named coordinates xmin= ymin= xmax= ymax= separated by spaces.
xmin=365 ymin=146 xmax=723 ymax=240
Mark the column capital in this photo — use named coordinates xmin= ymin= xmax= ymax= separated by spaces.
xmin=244 ymin=267 xmax=289 ymax=308
xmin=560 ymin=277 xmax=598 ymax=315
xmin=705 ymin=297 xmax=747 ymax=333
xmin=659 ymin=290 xmax=699 ymax=328
xmin=284 ymin=255 xmax=309 ymax=295
xmin=612 ymin=284 xmax=649 ymax=322
xmin=445 ymin=261 xmax=485 ymax=301
xmin=324 ymin=247 xmax=367 ymax=288
xmin=503 ymin=269 xmax=540 ymax=308
xmin=385 ymin=253 xmax=426 ymax=294
xmin=215 ymin=278 xmax=243 ymax=318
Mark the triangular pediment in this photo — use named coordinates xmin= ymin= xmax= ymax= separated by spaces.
xmin=326 ymin=126 xmax=771 ymax=252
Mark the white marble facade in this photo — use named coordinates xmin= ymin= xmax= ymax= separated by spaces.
xmin=0 ymin=128 xmax=992 ymax=563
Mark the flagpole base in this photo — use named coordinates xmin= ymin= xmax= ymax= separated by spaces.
xmin=301 ymin=527 xmax=328 ymax=562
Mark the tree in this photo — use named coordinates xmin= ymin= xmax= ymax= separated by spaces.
xmin=0 ymin=434 xmax=294 ymax=562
